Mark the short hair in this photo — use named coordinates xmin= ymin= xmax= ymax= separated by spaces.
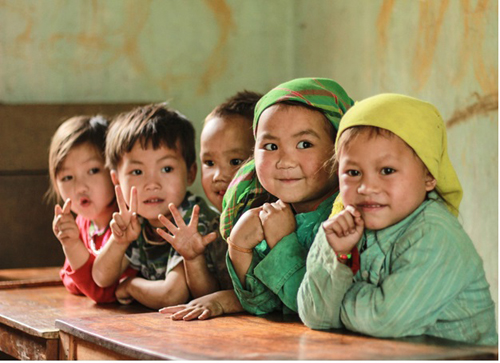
xmin=206 ymin=90 xmax=263 ymax=123
xmin=46 ymin=115 xmax=109 ymax=203
xmin=106 ymin=103 xmax=195 ymax=170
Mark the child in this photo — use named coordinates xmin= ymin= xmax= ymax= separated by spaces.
xmin=92 ymin=104 xmax=221 ymax=310
xmin=47 ymin=115 xmax=135 ymax=303
xmin=297 ymin=94 xmax=498 ymax=346
xmin=159 ymin=90 xmax=262 ymax=320
xmin=219 ymin=78 xmax=355 ymax=315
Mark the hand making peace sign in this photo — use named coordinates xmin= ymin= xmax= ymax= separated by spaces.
xmin=109 ymin=185 xmax=141 ymax=245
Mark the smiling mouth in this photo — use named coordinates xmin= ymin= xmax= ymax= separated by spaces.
xmin=144 ymin=198 xmax=164 ymax=204
xmin=357 ymin=203 xmax=385 ymax=210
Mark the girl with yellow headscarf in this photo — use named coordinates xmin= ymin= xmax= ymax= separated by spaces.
xmin=298 ymin=94 xmax=497 ymax=345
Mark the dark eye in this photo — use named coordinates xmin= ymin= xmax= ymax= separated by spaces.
xmin=60 ymin=175 xmax=73 ymax=182
xmin=131 ymin=169 xmax=142 ymax=176
xmin=230 ymin=159 xmax=243 ymax=166
xmin=381 ymin=168 xmax=396 ymax=175
xmin=346 ymin=170 xmax=360 ymax=177
xmin=297 ymin=141 xmax=312 ymax=149
xmin=161 ymin=166 xmax=173 ymax=173
xmin=204 ymin=160 xmax=214 ymax=167
xmin=89 ymin=168 xmax=100 ymax=175
xmin=264 ymin=143 xmax=278 ymax=151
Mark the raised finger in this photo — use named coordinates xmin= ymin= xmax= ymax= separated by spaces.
xmin=187 ymin=205 xmax=200 ymax=228
xmin=158 ymin=214 xmax=178 ymax=233
xmin=129 ymin=186 xmax=138 ymax=214
xmin=168 ymin=203 xmax=186 ymax=228
xmin=62 ymin=198 xmax=72 ymax=214
xmin=54 ymin=204 xmax=63 ymax=216
xmin=115 ymin=185 xmax=128 ymax=213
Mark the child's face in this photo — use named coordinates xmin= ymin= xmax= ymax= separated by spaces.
xmin=200 ymin=116 xmax=254 ymax=211
xmin=338 ymin=131 xmax=436 ymax=230
xmin=56 ymin=143 xmax=115 ymax=227
xmin=254 ymin=105 xmax=337 ymax=214
xmin=113 ymin=142 xmax=196 ymax=228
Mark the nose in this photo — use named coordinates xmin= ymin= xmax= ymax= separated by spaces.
xmin=357 ymin=174 xmax=379 ymax=195
xmin=75 ymin=177 xmax=89 ymax=194
xmin=145 ymin=173 xmax=161 ymax=191
xmin=276 ymin=149 xmax=296 ymax=169
xmin=213 ymin=165 xmax=230 ymax=183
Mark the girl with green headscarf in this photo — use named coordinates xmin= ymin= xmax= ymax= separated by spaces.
xmin=298 ymin=94 xmax=497 ymax=345
xmin=220 ymin=78 xmax=354 ymax=315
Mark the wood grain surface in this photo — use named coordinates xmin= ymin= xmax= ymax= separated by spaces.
xmin=55 ymin=312 xmax=498 ymax=360
xmin=0 ymin=266 xmax=62 ymax=289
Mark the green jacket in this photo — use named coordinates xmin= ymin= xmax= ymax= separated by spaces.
xmin=226 ymin=194 xmax=337 ymax=315
xmin=298 ymin=193 xmax=497 ymax=346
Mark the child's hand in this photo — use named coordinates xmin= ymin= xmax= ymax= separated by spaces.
xmin=156 ymin=204 xmax=217 ymax=261
xmin=52 ymin=199 xmax=80 ymax=245
xmin=159 ymin=295 xmax=223 ymax=321
xmin=110 ymin=185 xmax=140 ymax=245
xmin=258 ymin=200 xmax=296 ymax=249
xmin=229 ymin=207 xmax=265 ymax=250
xmin=115 ymin=277 xmax=135 ymax=305
xmin=323 ymin=205 xmax=364 ymax=255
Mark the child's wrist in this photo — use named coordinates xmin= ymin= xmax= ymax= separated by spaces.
xmin=335 ymin=251 xmax=353 ymax=265
xmin=227 ymin=237 xmax=254 ymax=254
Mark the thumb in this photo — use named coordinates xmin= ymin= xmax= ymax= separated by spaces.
xmin=202 ymin=232 xmax=217 ymax=247
xmin=54 ymin=204 xmax=63 ymax=216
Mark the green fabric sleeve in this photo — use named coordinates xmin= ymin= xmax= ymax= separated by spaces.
xmin=253 ymin=233 xmax=308 ymax=312
xmin=226 ymin=251 xmax=282 ymax=315
xmin=298 ymin=226 xmax=353 ymax=329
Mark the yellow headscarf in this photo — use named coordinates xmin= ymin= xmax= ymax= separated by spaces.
xmin=330 ymin=93 xmax=462 ymax=218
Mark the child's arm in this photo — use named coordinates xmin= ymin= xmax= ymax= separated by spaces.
xmin=115 ymin=263 xmax=190 ymax=310
xmin=227 ymin=207 xmax=265 ymax=285
xmin=53 ymin=199 xmax=90 ymax=271
xmin=157 ymin=203 xmax=218 ymax=298
xmin=298 ymin=208 xmax=363 ymax=329
xmin=92 ymin=186 xmax=140 ymax=287
xmin=159 ymin=289 xmax=243 ymax=320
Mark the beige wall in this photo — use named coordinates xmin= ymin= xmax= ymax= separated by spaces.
xmin=0 ymin=0 xmax=497 ymax=315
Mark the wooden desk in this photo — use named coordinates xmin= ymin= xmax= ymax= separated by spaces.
xmin=56 ymin=312 xmax=498 ymax=360
xmin=0 ymin=285 xmax=150 ymax=360
xmin=0 ymin=266 xmax=62 ymax=289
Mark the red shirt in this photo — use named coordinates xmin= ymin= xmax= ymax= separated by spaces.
xmin=59 ymin=215 xmax=136 ymax=303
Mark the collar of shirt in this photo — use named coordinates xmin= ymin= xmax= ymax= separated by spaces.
xmin=359 ymin=191 xmax=442 ymax=255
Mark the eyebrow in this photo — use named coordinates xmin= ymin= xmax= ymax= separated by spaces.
xmin=129 ymin=155 xmax=178 ymax=165
xmin=58 ymin=156 xmax=102 ymax=171
xmin=201 ymin=148 xmax=250 ymax=157
xmin=258 ymin=128 xmax=320 ymax=142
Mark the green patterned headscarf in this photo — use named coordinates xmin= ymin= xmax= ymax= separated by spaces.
xmin=220 ymin=77 xmax=354 ymax=240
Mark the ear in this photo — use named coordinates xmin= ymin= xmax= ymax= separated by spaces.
xmin=425 ymin=171 xmax=437 ymax=192
xmin=110 ymin=170 xmax=120 ymax=186
xmin=187 ymin=163 xmax=197 ymax=186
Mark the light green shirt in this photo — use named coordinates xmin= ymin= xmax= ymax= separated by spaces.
xmin=227 ymin=194 xmax=336 ymax=315
xmin=298 ymin=193 xmax=498 ymax=346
